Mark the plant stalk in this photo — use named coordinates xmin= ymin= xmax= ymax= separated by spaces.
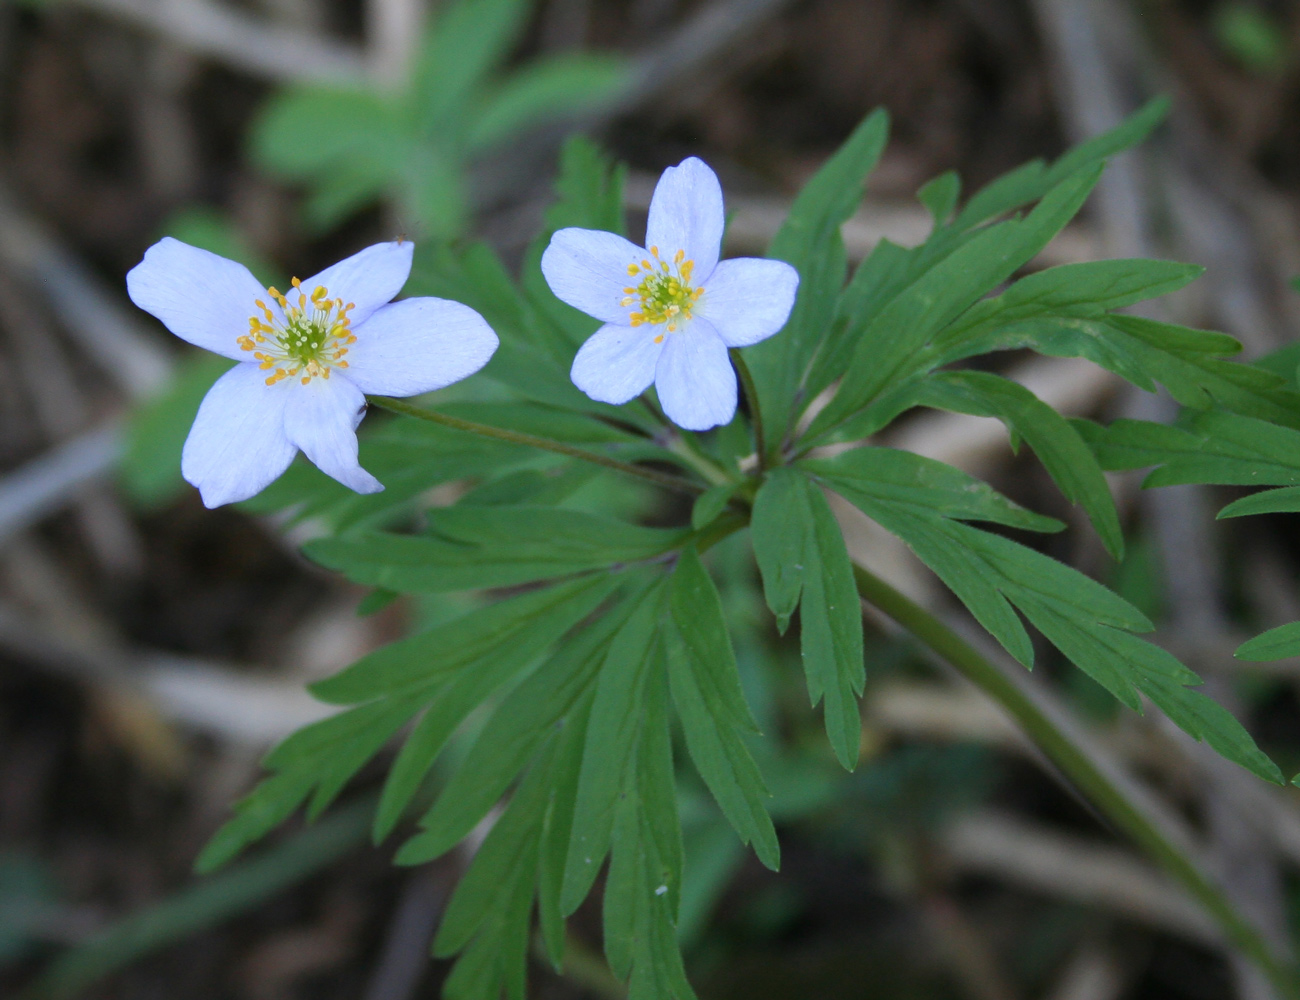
xmin=851 ymin=561 xmax=1300 ymax=998
xmin=368 ymin=395 xmax=706 ymax=497
xmin=730 ymin=348 xmax=766 ymax=472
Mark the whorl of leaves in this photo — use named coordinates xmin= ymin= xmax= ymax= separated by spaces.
xmin=163 ymin=100 xmax=1300 ymax=998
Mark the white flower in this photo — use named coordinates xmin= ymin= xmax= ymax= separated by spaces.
xmin=127 ymin=239 xmax=498 ymax=507
xmin=541 ymin=157 xmax=798 ymax=431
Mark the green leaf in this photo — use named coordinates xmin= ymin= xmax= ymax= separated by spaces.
xmin=892 ymin=371 xmax=1121 ymax=556
xmin=822 ymin=472 xmax=1281 ymax=782
xmin=917 ymin=170 xmax=960 ymax=227
xmin=751 ymin=468 xmax=808 ymax=633
xmin=536 ymin=689 xmax=593 ymax=968
xmin=433 ymin=750 xmax=550 ymax=958
xmin=1081 ymin=411 xmax=1300 ymax=488
xmin=799 ymin=479 xmax=866 ymax=769
xmin=519 ymin=136 xmax=632 ymax=359
xmin=469 ymin=54 xmax=628 ymax=150
xmin=120 ymin=353 xmax=232 ymax=508
xmin=745 ymin=108 xmax=890 ymax=455
xmin=251 ymin=87 xmax=401 ymax=181
xmin=665 ymin=549 xmax=778 ymax=868
xmin=395 ymin=584 xmax=639 ymax=860
xmin=435 ymin=758 xmax=547 ymax=1000
xmin=599 ymin=665 xmax=695 ymax=1000
xmin=1237 ymin=623 xmax=1300 ymax=661
xmin=372 ymin=575 xmax=612 ymax=840
xmin=313 ymin=574 xmax=616 ymax=704
xmin=197 ymin=696 xmax=421 ymax=872
xmin=752 ymin=469 xmax=863 ymax=767
xmin=240 ymin=413 xmax=535 ymax=530
xmin=807 ymin=165 xmax=1102 ymax=442
xmin=305 ymin=506 xmax=687 ymax=593
xmin=803 ymin=444 xmax=1065 ymax=533
xmin=1219 ymin=486 xmax=1300 ymax=519
xmin=930 ymin=259 xmax=1205 ymax=365
xmin=561 ymin=581 xmax=666 ymax=913
xmin=954 ymin=97 xmax=1168 ymax=230
xmin=691 ymin=483 xmax=740 ymax=531
xmin=413 ymin=0 xmax=530 ymax=131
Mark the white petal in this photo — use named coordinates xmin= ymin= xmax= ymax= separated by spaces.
xmin=181 ymin=363 xmax=296 ymax=507
xmin=127 ymin=238 xmax=268 ymax=360
xmin=541 ymin=228 xmax=647 ymax=325
xmin=345 ymin=298 xmax=498 ymax=397
xmin=282 ymin=375 xmax=384 ymax=495
xmin=644 ymin=157 xmax=725 ymax=283
xmin=571 ymin=323 xmax=664 ymax=405
xmin=697 ymin=258 xmax=800 ymax=348
xmin=298 ymin=241 xmax=414 ymax=327
xmin=654 ymin=320 xmax=736 ymax=431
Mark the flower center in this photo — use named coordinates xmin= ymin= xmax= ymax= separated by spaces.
xmin=238 ymin=277 xmax=357 ymax=386
xmin=622 ymin=246 xmax=703 ymax=340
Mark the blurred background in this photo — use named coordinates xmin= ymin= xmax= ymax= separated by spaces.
xmin=4 ymin=0 xmax=1300 ymax=998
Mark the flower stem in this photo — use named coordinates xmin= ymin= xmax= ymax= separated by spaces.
xmin=851 ymin=561 xmax=1300 ymax=998
xmin=367 ymin=396 xmax=706 ymax=497
xmin=729 ymin=349 xmax=766 ymax=473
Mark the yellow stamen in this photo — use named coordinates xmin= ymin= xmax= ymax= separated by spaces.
xmin=624 ymin=246 xmax=701 ymax=333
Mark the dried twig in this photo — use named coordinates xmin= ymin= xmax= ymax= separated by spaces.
xmin=0 ymin=424 xmax=122 ymax=546
xmin=64 ymin=0 xmax=366 ymax=84
xmin=942 ymin=810 xmax=1221 ymax=946
xmin=0 ymin=182 xmax=171 ymax=399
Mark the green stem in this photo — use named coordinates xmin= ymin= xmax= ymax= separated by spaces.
xmin=368 ymin=396 xmax=705 ymax=497
xmin=851 ymin=561 xmax=1300 ymax=998
xmin=667 ymin=434 xmax=736 ymax=488
xmin=730 ymin=349 xmax=766 ymax=472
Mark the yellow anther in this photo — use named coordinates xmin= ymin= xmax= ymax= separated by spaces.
xmin=654 ymin=334 xmax=664 ymax=343
xmin=291 ymin=277 xmax=302 ymax=289
xmin=627 ymin=264 xmax=639 ymax=276
xmin=623 ymin=247 xmax=700 ymax=332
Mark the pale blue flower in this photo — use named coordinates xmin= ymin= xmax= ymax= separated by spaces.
xmin=541 ymin=157 xmax=799 ymax=430
xmin=128 ymin=239 xmax=498 ymax=507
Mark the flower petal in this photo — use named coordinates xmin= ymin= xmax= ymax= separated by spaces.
xmin=644 ymin=157 xmax=725 ymax=282
xmin=298 ymin=241 xmax=414 ymax=326
xmin=655 ymin=320 xmax=736 ymax=431
xmin=697 ymin=257 xmax=800 ymax=348
xmin=181 ymin=363 xmax=296 ymax=507
xmin=541 ymin=228 xmax=647 ymax=325
xmin=345 ymin=298 xmax=498 ymax=397
xmin=283 ymin=375 xmax=384 ymax=495
xmin=571 ymin=323 xmax=664 ymax=405
xmin=127 ymin=238 xmax=268 ymax=360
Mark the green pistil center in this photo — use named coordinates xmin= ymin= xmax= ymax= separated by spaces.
xmin=622 ymin=246 xmax=703 ymax=335
xmin=238 ymin=278 xmax=358 ymax=386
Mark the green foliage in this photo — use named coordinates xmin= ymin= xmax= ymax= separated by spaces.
xmin=120 ymin=353 xmax=232 ymax=508
xmin=250 ymin=0 xmax=627 ymax=236
xmin=752 ymin=468 xmax=864 ymax=768
xmin=181 ymin=97 xmax=1300 ymax=1000
xmin=1212 ymin=2 xmax=1290 ymax=75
